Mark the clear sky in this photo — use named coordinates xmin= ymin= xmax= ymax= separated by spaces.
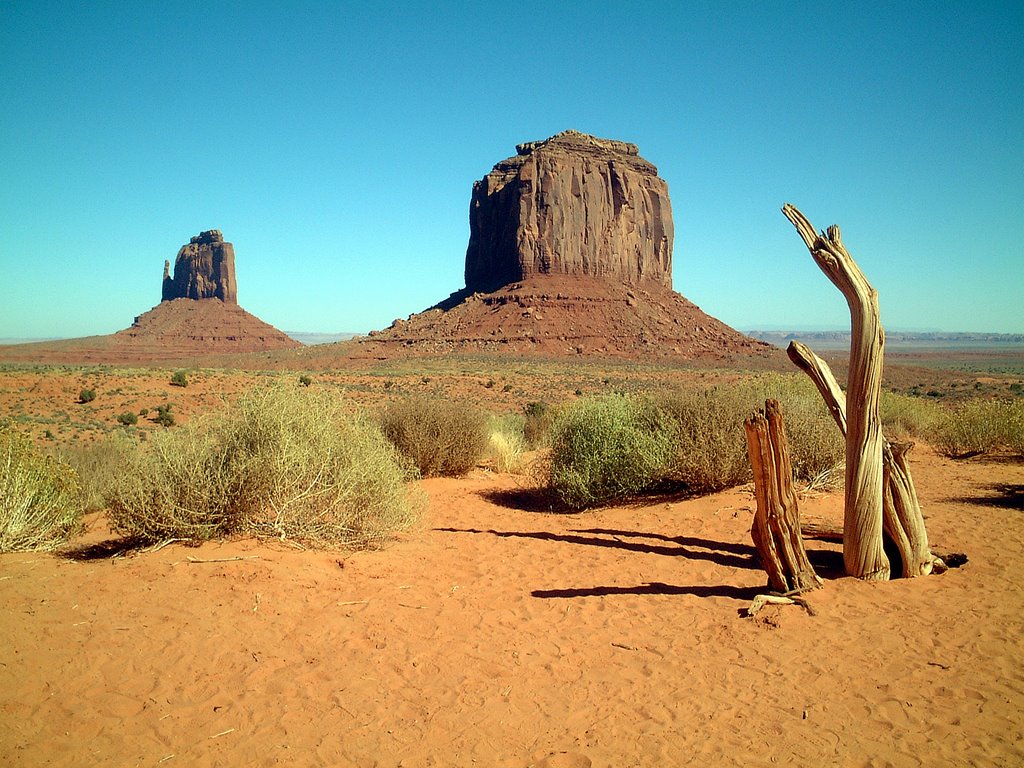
xmin=2 ymin=1 xmax=1021 ymax=339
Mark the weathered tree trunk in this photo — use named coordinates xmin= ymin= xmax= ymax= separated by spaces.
xmin=787 ymin=340 xmax=943 ymax=577
xmin=782 ymin=204 xmax=888 ymax=580
xmin=744 ymin=399 xmax=823 ymax=593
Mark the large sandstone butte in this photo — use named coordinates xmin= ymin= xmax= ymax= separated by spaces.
xmin=162 ymin=229 xmax=238 ymax=303
xmin=360 ymin=131 xmax=775 ymax=361
xmin=0 ymin=230 xmax=299 ymax=364
xmin=465 ymin=130 xmax=673 ymax=293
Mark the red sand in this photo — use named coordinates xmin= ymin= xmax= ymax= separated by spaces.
xmin=1 ymin=446 xmax=1022 ymax=767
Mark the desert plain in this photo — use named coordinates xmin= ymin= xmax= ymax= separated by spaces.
xmin=0 ymin=347 xmax=1022 ymax=768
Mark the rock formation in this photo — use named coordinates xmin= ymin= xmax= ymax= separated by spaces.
xmin=162 ymin=230 xmax=237 ymax=303
xmin=465 ymin=130 xmax=673 ymax=293
xmin=358 ymin=130 xmax=775 ymax=362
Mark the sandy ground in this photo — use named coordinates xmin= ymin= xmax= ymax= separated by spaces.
xmin=1 ymin=446 xmax=1022 ymax=767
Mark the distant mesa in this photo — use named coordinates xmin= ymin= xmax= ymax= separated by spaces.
xmin=362 ymin=130 xmax=774 ymax=361
xmin=0 ymin=229 xmax=298 ymax=364
xmin=162 ymin=229 xmax=237 ymax=303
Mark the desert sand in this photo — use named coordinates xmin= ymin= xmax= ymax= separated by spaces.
xmin=1 ymin=444 xmax=1022 ymax=767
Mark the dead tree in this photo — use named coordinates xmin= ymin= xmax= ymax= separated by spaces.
xmin=782 ymin=204 xmax=941 ymax=579
xmin=744 ymin=399 xmax=823 ymax=593
xmin=788 ymin=340 xmax=943 ymax=577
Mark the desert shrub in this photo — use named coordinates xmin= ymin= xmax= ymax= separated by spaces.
xmin=116 ymin=411 xmax=138 ymax=426
xmin=548 ymin=394 xmax=676 ymax=509
xmin=523 ymin=401 xmax=558 ymax=449
xmin=0 ymin=427 xmax=82 ymax=552
xmin=485 ymin=413 xmax=529 ymax=474
xmin=298 ymin=374 xmax=313 ymax=387
xmin=739 ymin=375 xmax=846 ymax=485
xmin=59 ymin=433 xmax=137 ymax=512
xmin=108 ymin=386 xmax=419 ymax=547
xmin=381 ymin=396 xmax=489 ymax=477
xmin=78 ymin=389 xmax=96 ymax=404
xmin=654 ymin=376 xmax=844 ymax=492
xmin=170 ymin=370 xmax=189 ymax=388
xmin=218 ymin=387 xmax=420 ymax=545
xmin=932 ymin=399 xmax=1024 ymax=458
xmin=655 ymin=386 xmax=751 ymax=492
xmin=879 ymin=391 xmax=945 ymax=440
xmin=154 ymin=403 xmax=175 ymax=427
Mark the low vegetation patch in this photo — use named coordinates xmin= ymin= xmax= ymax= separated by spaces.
xmin=548 ymin=394 xmax=677 ymax=509
xmin=485 ymin=413 xmax=529 ymax=474
xmin=59 ymin=433 xmax=139 ymax=512
xmin=381 ymin=396 xmax=489 ymax=477
xmin=932 ymin=399 xmax=1024 ymax=458
xmin=1 ymin=427 xmax=82 ymax=552
xmin=107 ymin=386 xmax=421 ymax=547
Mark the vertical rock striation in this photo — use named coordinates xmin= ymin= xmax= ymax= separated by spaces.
xmin=464 ymin=130 xmax=674 ymax=293
xmin=162 ymin=229 xmax=238 ymax=303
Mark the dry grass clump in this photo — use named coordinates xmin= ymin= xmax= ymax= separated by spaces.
xmin=548 ymin=394 xmax=677 ymax=509
xmin=381 ymin=396 xmax=489 ymax=477
xmin=932 ymin=399 xmax=1024 ymax=458
xmin=485 ymin=413 xmax=529 ymax=474
xmin=108 ymin=386 xmax=420 ymax=547
xmin=1 ymin=427 xmax=82 ymax=552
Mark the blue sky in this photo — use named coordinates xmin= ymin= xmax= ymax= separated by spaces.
xmin=1 ymin=1 xmax=1021 ymax=339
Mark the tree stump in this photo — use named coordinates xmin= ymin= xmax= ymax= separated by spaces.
xmin=744 ymin=399 xmax=823 ymax=593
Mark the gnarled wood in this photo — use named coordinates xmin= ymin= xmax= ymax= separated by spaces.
xmin=782 ymin=204 xmax=888 ymax=580
xmin=787 ymin=340 xmax=941 ymax=576
xmin=744 ymin=399 xmax=823 ymax=593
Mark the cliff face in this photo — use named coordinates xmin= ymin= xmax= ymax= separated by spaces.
xmin=162 ymin=230 xmax=238 ymax=303
xmin=464 ymin=130 xmax=674 ymax=293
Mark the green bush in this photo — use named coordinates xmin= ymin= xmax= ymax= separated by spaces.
xmin=170 ymin=370 xmax=189 ymax=388
xmin=1 ymin=428 xmax=83 ymax=552
xmin=381 ymin=396 xmax=489 ymax=477
xmin=548 ymin=394 xmax=676 ymax=509
xmin=116 ymin=411 xmax=138 ymax=426
xmin=107 ymin=386 xmax=420 ymax=547
xmin=298 ymin=374 xmax=313 ymax=387
xmin=78 ymin=389 xmax=96 ymax=404
xmin=932 ymin=399 xmax=1024 ymax=458
xmin=154 ymin=403 xmax=175 ymax=427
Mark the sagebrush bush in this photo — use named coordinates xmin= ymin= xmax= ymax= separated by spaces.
xmin=108 ymin=426 xmax=238 ymax=541
xmin=932 ymin=399 xmax=1024 ymax=458
xmin=381 ymin=396 xmax=489 ymax=477
xmin=170 ymin=370 xmax=189 ymax=387
xmin=221 ymin=387 xmax=419 ymax=545
xmin=108 ymin=386 xmax=420 ymax=547
xmin=655 ymin=386 xmax=752 ymax=492
xmin=548 ymin=394 xmax=677 ymax=509
xmin=1 ymin=428 xmax=82 ymax=552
